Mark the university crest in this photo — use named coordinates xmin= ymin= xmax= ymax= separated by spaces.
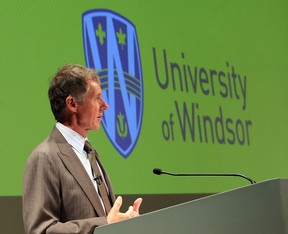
xmin=82 ymin=9 xmax=143 ymax=158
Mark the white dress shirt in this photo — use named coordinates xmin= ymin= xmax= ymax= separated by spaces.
xmin=55 ymin=122 xmax=107 ymax=210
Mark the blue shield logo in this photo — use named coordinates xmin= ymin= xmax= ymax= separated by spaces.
xmin=82 ymin=9 xmax=143 ymax=158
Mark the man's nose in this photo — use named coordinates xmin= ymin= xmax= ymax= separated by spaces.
xmin=102 ymin=99 xmax=108 ymax=110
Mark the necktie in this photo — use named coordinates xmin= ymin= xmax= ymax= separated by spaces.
xmin=84 ymin=141 xmax=112 ymax=214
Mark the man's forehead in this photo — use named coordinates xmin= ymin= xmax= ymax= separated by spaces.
xmin=87 ymin=79 xmax=102 ymax=94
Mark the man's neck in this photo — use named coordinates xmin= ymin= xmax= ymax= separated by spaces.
xmin=60 ymin=120 xmax=87 ymax=138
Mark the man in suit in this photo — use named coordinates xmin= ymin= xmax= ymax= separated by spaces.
xmin=22 ymin=64 xmax=142 ymax=234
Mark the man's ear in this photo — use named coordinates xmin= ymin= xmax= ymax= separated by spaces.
xmin=66 ymin=96 xmax=78 ymax=112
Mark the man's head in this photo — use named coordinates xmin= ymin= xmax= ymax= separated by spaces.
xmin=48 ymin=64 xmax=108 ymax=136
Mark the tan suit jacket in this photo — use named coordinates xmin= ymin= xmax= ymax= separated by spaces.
xmin=22 ymin=127 xmax=116 ymax=234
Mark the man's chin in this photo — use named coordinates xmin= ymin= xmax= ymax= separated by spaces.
xmin=93 ymin=124 xmax=101 ymax=131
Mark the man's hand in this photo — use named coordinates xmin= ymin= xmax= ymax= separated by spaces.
xmin=107 ymin=196 xmax=143 ymax=224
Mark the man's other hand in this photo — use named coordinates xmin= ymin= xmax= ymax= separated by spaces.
xmin=107 ymin=196 xmax=143 ymax=224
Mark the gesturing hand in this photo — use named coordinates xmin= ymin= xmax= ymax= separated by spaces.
xmin=107 ymin=196 xmax=143 ymax=224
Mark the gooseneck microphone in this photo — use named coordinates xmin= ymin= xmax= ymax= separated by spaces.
xmin=153 ymin=168 xmax=256 ymax=184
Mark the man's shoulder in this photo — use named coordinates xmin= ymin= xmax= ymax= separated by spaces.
xmin=28 ymin=128 xmax=63 ymax=161
xmin=25 ymin=127 xmax=71 ymax=170
xmin=31 ymin=127 xmax=65 ymax=152
xmin=32 ymin=135 xmax=57 ymax=153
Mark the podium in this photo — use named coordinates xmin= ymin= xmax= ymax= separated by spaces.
xmin=94 ymin=179 xmax=288 ymax=234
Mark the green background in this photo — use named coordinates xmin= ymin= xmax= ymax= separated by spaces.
xmin=1 ymin=0 xmax=287 ymax=196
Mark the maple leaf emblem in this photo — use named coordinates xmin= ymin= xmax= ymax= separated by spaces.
xmin=116 ymin=28 xmax=126 ymax=50
xmin=96 ymin=23 xmax=106 ymax=45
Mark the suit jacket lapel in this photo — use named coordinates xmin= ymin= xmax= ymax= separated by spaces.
xmin=50 ymin=127 xmax=106 ymax=217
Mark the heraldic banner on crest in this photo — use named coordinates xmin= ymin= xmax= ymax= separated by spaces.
xmin=82 ymin=9 xmax=144 ymax=158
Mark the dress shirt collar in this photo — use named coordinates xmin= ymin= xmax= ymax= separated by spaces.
xmin=55 ymin=122 xmax=86 ymax=154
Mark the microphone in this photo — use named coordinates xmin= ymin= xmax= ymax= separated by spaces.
xmin=94 ymin=175 xmax=103 ymax=185
xmin=153 ymin=168 xmax=256 ymax=184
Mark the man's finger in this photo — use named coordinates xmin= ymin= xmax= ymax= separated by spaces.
xmin=111 ymin=196 xmax=123 ymax=213
xmin=133 ymin=198 xmax=143 ymax=213
xmin=128 ymin=206 xmax=135 ymax=216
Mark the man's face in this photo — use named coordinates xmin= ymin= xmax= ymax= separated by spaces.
xmin=76 ymin=79 xmax=108 ymax=132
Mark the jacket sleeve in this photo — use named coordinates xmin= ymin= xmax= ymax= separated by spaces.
xmin=22 ymin=150 xmax=107 ymax=234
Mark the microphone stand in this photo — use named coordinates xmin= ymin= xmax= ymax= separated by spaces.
xmin=153 ymin=168 xmax=256 ymax=184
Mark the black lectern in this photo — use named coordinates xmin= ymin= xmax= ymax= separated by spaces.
xmin=94 ymin=179 xmax=288 ymax=234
